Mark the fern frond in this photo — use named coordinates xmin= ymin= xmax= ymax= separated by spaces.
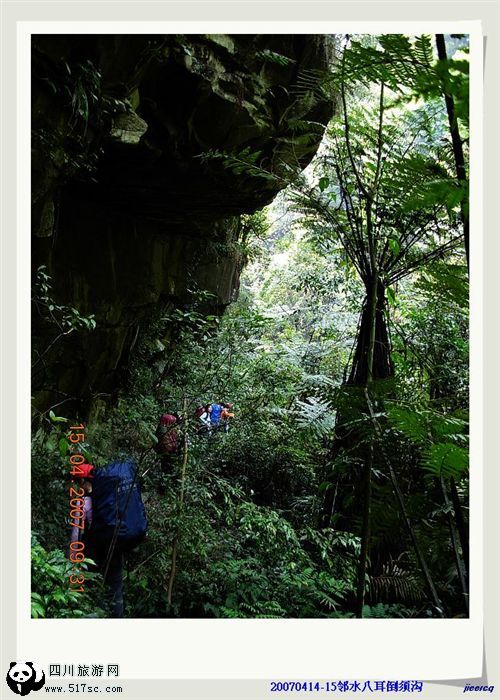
xmin=420 ymin=442 xmax=468 ymax=479
xmin=370 ymin=572 xmax=424 ymax=604
xmin=196 ymin=148 xmax=279 ymax=183
xmin=294 ymin=396 xmax=336 ymax=438
xmin=256 ymin=49 xmax=296 ymax=68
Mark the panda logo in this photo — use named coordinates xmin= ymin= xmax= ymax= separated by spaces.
xmin=5 ymin=662 xmax=45 ymax=696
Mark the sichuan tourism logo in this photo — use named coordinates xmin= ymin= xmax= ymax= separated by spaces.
xmin=5 ymin=663 xmax=46 ymax=696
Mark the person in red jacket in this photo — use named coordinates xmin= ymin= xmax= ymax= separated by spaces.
xmin=155 ymin=412 xmax=179 ymax=475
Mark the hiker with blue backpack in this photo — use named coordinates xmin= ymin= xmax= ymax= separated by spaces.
xmin=69 ymin=460 xmax=148 ymax=618
xmin=209 ymin=401 xmax=223 ymax=430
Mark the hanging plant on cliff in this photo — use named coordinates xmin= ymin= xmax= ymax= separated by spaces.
xmin=32 ymin=266 xmax=97 ymax=371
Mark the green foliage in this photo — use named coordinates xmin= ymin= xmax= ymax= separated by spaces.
xmin=417 ymin=261 xmax=469 ymax=308
xmin=421 ymin=442 xmax=468 ymax=479
xmin=31 ymin=33 xmax=469 ymax=620
xmin=340 ymin=34 xmax=468 ymax=126
xmin=369 ymin=557 xmax=425 ymax=604
xmin=361 ymin=603 xmax=417 ymax=618
xmin=293 ymin=67 xmax=336 ymax=106
xmin=387 ymin=404 xmax=468 ymax=479
xmin=31 ymin=534 xmax=104 ymax=618
xmin=33 ymin=266 xmax=96 ymax=333
xmin=31 ymin=419 xmax=85 ymax=550
xmin=295 ymin=396 xmax=337 ymax=439
xmin=256 ymin=49 xmax=296 ymax=67
xmin=197 ymin=148 xmax=280 ymax=183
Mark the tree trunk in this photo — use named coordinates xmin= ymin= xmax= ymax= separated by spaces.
xmin=347 ymin=282 xmax=393 ymax=386
xmin=439 ymin=476 xmax=469 ymax=614
xmin=435 ymin=34 xmax=469 ymax=272
xmin=322 ymin=279 xmax=445 ymax=617
xmin=320 ymin=281 xmax=392 ymax=530
xmin=383 ymin=454 xmax=445 ymax=616
xmin=355 ymin=428 xmax=374 ymax=617
xmin=354 ymin=270 xmax=380 ymax=618
xmin=364 ymin=393 xmax=446 ymax=617
xmin=450 ymin=476 xmax=469 ymax=581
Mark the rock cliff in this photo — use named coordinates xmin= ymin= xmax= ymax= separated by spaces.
xmin=31 ymin=34 xmax=334 ymax=413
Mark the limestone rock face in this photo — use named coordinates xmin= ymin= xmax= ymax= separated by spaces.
xmin=31 ymin=34 xmax=334 ymax=411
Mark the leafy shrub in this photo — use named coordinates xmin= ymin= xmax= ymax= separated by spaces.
xmin=31 ymin=533 xmax=104 ymax=618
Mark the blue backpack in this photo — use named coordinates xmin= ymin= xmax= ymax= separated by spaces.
xmin=90 ymin=459 xmax=148 ymax=551
xmin=211 ymin=403 xmax=222 ymax=424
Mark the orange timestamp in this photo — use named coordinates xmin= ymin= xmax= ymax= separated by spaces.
xmin=67 ymin=423 xmax=89 ymax=593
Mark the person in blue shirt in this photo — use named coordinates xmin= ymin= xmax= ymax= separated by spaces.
xmin=210 ymin=402 xmax=223 ymax=428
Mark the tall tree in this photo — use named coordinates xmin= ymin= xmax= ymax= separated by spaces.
xmin=291 ymin=35 xmax=465 ymax=616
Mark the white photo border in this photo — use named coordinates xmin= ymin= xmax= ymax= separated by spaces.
xmin=18 ymin=19 xmax=483 ymax=681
